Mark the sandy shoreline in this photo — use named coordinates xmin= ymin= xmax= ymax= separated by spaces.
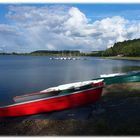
xmin=101 ymin=56 xmax=140 ymax=61
xmin=0 ymin=82 xmax=140 ymax=136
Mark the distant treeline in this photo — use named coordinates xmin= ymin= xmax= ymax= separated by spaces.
xmin=30 ymin=50 xmax=81 ymax=56
xmin=0 ymin=52 xmax=28 ymax=55
xmin=83 ymin=51 xmax=104 ymax=57
xmin=0 ymin=50 xmax=81 ymax=56
xmin=0 ymin=38 xmax=140 ymax=57
xmin=86 ymin=38 xmax=140 ymax=57
xmin=102 ymin=39 xmax=140 ymax=57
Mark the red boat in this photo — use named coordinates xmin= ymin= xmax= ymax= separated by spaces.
xmin=0 ymin=80 xmax=104 ymax=117
xmin=14 ymin=80 xmax=103 ymax=103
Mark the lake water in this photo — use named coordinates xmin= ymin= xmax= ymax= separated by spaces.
xmin=0 ymin=55 xmax=140 ymax=106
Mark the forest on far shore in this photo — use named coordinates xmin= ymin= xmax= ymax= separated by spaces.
xmin=0 ymin=38 xmax=140 ymax=57
xmin=87 ymin=38 xmax=140 ymax=57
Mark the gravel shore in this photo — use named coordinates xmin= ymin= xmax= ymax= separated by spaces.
xmin=0 ymin=82 xmax=140 ymax=136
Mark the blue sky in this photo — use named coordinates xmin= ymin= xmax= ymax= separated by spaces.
xmin=76 ymin=4 xmax=140 ymax=20
xmin=1 ymin=4 xmax=140 ymax=22
xmin=0 ymin=4 xmax=140 ymax=52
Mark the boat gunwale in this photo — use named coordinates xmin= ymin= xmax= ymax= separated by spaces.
xmin=14 ymin=79 xmax=103 ymax=99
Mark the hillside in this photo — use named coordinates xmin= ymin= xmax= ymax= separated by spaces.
xmin=102 ymin=38 xmax=140 ymax=57
xmin=30 ymin=50 xmax=80 ymax=56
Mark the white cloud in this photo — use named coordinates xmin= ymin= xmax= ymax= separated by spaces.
xmin=1 ymin=5 xmax=140 ymax=52
xmin=46 ymin=43 xmax=56 ymax=50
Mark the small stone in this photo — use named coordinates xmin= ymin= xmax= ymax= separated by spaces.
xmin=92 ymin=108 xmax=106 ymax=115
xmin=67 ymin=113 xmax=75 ymax=117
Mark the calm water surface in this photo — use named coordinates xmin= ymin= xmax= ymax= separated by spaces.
xmin=0 ymin=55 xmax=140 ymax=105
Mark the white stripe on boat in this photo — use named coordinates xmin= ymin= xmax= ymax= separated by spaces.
xmin=100 ymin=73 xmax=125 ymax=78
xmin=40 ymin=79 xmax=103 ymax=93
xmin=100 ymin=71 xmax=140 ymax=78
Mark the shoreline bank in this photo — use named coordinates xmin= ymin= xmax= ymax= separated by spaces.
xmin=102 ymin=56 xmax=140 ymax=61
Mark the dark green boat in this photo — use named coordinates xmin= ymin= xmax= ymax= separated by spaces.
xmin=93 ymin=71 xmax=140 ymax=85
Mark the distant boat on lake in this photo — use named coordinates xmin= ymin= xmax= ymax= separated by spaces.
xmin=50 ymin=57 xmax=86 ymax=60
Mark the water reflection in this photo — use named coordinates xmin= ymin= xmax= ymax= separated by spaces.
xmin=112 ymin=66 xmax=140 ymax=73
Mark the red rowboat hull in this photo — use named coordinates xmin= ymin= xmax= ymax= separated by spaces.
xmin=0 ymin=87 xmax=103 ymax=117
